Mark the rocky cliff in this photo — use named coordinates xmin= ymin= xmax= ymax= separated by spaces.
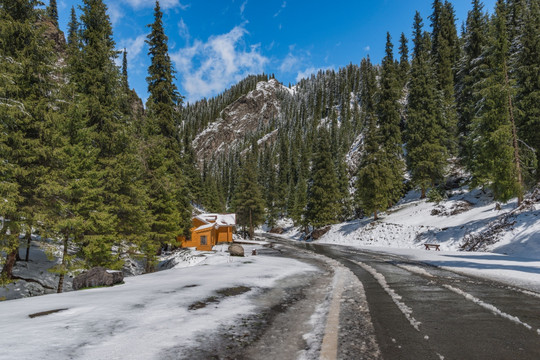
xmin=192 ymin=79 xmax=286 ymax=163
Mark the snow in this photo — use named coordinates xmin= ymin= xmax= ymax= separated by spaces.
xmin=278 ymin=186 xmax=540 ymax=292
xmin=0 ymin=251 xmax=318 ymax=360
xmin=354 ymin=260 xmax=421 ymax=331
xmin=442 ymin=284 xmax=535 ymax=332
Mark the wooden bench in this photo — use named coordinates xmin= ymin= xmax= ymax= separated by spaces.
xmin=424 ymin=243 xmax=441 ymax=251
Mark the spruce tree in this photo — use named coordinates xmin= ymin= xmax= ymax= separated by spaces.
xmin=398 ymin=32 xmax=410 ymax=86
xmin=122 ymin=48 xmax=129 ymax=91
xmin=232 ymin=143 xmax=265 ymax=239
xmin=1 ymin=0 xmax=57 ymax=277
xmin=456 ymin=0 xmax=489 ymax=162
xmin=430 ymin=0 xmax=459 ymax=155
xmin=356 ymin=56 xmax=398 ymax=220
xmin=377 ymin=33 xmax=405 ymax=204
xmin=77 ymin=0 xmax=149 ymax=268
xmin=306 ymin=127 xmax=340 ymax=228
xmin=469 ymin=0 xmax=522 ymax=202
xmin=406 ymin=13 xmax=447 ymax=198
xmin=143 ymin=0 xmax=191 ymax=267
xmin=515 ymin=0 xmax=540 ymax=180
xmin=47 ymin=0 xmax=58 ymax=27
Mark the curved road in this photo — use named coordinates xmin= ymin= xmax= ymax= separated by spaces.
xmin=270 ymin=237 xmax=540 ymax=360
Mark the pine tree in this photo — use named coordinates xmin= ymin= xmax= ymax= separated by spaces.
xmin=146 ymin=0 xmax=181 ymax=136
xmin=77 ymin=0 xmax=149 ymax=268
xmin=469 ymin=0 xmax=522 ymax=202
xmin=430 ymin=0 xmax=459 ymax=155
xmin=515 ymin=0 xmax=540 ymax=180
xmin=306 ymin=127 xmax=340 ymax=228
xmin=143 ymin=0 xmax=191 ymax=268
xmin=398 ymin=32 xmax=410 ymax=86
xmin=377 ymin=33 xmax=405 ymax=204
xmin=232 ymin=143 xmax=265 ymax=239
xmin=291 ymin=172 xmax=308 ymax=231
xmin=406 ymin=13 xmax=447 ymax=198
xmin=0 ymin=0 xmax=56 ymax=278
xmin=356 ymin=56 xmax=398 ymax=220
xmin=122 ymin=49 xmax=129 ymax=91
xmin=456 ymin=0 xmax=489 ymax=162
xmin=47 ymin=0 xmax=58 ymax=27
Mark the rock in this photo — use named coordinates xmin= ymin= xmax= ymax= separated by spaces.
xmin=228 ymin=244 xmax=245 ymax=257
xmin=269 ymin=227 xmax=284 ymax=234
xmin=310 ymin=226 xmax=331 ymax=240
xmin=72 ymin=267 xmax=124 ymax=290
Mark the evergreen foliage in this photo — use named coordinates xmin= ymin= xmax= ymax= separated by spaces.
xmin=430 ymin=0 xmax=459 ymax=155
xmin=377 ymin=33 xmax=405 ymax=204
xmin=0 ymin=0 xmax=56 ymax=278
xmin=232 ymin=143 xmax=265 ymax=239
xmin=515 ymin=0 xmax=540 ymax=180
xmin=306 ymin=127 xmax=340 ymax=228
xmin=143 ymin=0 xmax=192 ymax=268
xmin=406 ymin=13 xmax=447 ymax=198
xmin=469 ymin=0 xmax=522 ymax=202
xmin=47 ymin=0 xmax=59 ymax=26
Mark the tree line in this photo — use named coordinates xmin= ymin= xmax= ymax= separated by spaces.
xmin=1 ymin=0 xmax=195 ymax=288
xmin=195 ymin=0 xmax=539 ymax=234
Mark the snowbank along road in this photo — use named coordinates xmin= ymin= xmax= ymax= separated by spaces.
xmin=266 ymin=235 xmax=540 ymax=360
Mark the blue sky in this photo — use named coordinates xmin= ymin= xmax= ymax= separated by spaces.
xmin=56 ymin=0 xmax=497 ymax=104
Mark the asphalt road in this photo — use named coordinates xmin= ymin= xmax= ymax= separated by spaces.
xmin=284 ymin=239 xmax=540 ymax=360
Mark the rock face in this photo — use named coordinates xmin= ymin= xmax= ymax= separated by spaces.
xmin=72 ymin=267 xmax=124 ymax=290
xmin=192 ymin=79 xmax=284 ymax=164
xmin=228 ymin=244 xmax=245 ymax=257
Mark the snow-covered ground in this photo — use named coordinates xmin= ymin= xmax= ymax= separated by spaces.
xmin=276 ymin=186 xmax=540 ymax=292
xmin=0 ymin=247 xmax=318 ymax=360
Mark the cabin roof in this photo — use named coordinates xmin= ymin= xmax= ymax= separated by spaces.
xmin=193 ymin=213 xmax=236 ymax=231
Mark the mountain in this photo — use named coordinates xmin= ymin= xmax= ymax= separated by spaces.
xmin=192 ymin=79 xmax=288 ymax=164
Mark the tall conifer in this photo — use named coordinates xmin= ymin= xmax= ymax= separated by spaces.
xmin=0 ymin=0 xmax=56 ymax=277
xmin=406 ymin=14 xmax=447 ymax=198
xmin=144 ymin=0 xmax=191 ymax=266
xmin=469 ymin=0 xmax=522 ymax=202
xmin=306 ymin=127 xmax=340 ymax=228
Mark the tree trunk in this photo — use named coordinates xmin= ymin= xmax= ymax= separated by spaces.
xmin=421 ymin=187 xmax=426 ymax=199
xmin=249 ymin=209 xmax=254 ymax=239
xmin=374 ymin=209 xmax=378 ymax=221
xmin=57 ymin=232 xmax=69 ymax=293
xmin=25 ymin=231 xmax=32 ymax=262
xmin=1 ymin=249 xmax=18 ymax=279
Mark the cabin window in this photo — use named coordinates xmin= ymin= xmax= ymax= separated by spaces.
xmin=200 ymin=236 xmax=207 ymax=245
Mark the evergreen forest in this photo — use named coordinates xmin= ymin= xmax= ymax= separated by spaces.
xmin=1 ymin=0 xmax=539 ymax=287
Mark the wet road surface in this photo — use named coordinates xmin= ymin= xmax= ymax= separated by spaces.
xmin=288 ymin=239 xmax=540 ymax=360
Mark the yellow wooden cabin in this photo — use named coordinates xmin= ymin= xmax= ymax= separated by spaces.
xmin=180 ymin=213 xmax=236 ymax=251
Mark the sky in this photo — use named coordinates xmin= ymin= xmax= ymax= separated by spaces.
xmin=56 ymin=0 xmax=497 ymax=105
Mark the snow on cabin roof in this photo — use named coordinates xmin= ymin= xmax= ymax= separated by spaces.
xmin=193 ymin=213 xmax=236 ymax=231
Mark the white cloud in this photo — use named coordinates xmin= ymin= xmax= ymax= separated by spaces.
xmin=274 ymin=1 xmax=286 ymax=17
xmin=171 ymin=25 xmax=269 ymax=103
xmin=120 ymin=35 xmax=147 ymax=62
xmin=107 ymin=2 xmax=124 ymax=25
xmin=178 ymin=18 xmax=190 ymax=41
xmin=121 ymin=0 xmax=189 ymax=10
xmin=240 ymin=0 xmax=248 ymax=15
xmin=364 ymin=45 xmax=371 ymax=51
xmin=279 ymin=53 xmax=300 ymax=73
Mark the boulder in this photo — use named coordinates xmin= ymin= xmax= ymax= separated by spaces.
xmin=72 ymin=267 xmax=124 ymax=290
xmin=311 ymin=226 xmax=331 ymax=240
xmin=228 ymin=244 xmax=245 ymax=257
xmin=269 ymin=227 xmax=284 ymax=234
